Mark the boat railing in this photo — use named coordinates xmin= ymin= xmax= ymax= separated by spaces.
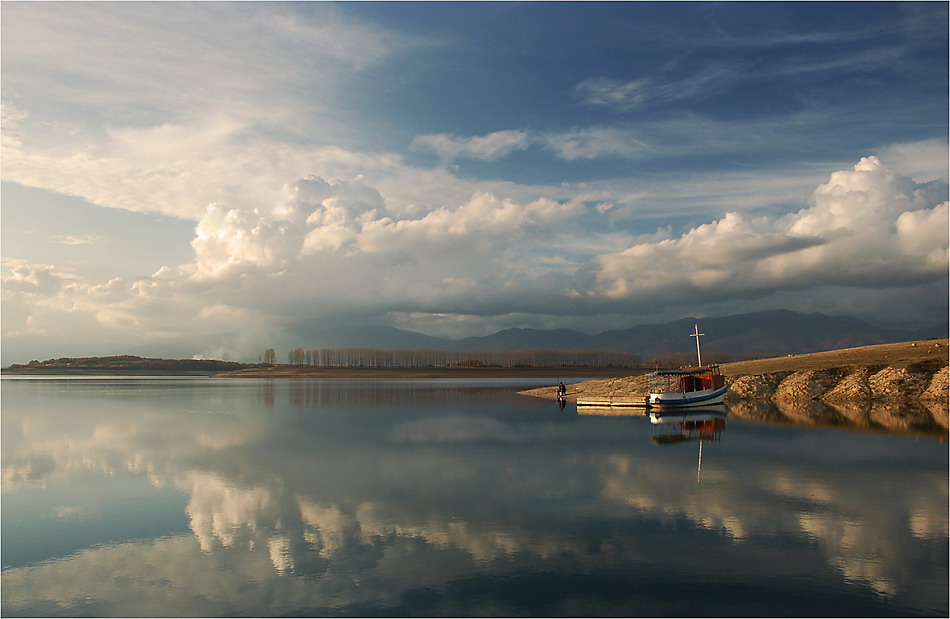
xmin=649 ymin=372 xmax=686 ymax=394
xmin=650 ymin=365 xmax=724 ymax=394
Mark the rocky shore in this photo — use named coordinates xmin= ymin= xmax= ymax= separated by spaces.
xmin=520 ymin=339 xmax=949 ymax=434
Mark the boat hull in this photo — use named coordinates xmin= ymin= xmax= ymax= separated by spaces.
xmin=648 ymin=384 xmax=728 ymax=408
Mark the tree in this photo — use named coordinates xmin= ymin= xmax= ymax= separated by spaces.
xmin=259 ymin=348 xmax=276 ymax=365
xmin=288 ymin=348 xmax=306 ymax=366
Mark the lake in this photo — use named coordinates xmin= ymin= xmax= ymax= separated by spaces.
xmin=2 ymin=377 xmax=947 ymax=617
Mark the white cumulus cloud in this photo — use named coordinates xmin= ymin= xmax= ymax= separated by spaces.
xmin=591 ymin=156 xmax=948 ymax=306
xmin=2 ymin=155 xmax=946 ymax=363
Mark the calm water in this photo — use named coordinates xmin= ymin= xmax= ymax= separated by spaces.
xmin=2 ymin=377 xmax=947 ymax=617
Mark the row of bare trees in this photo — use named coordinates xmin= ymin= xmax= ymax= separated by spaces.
xmin=258 ymin=347 xmax=767 ymax=368
xmin=268 ymin=347 xmax=640 ymax=368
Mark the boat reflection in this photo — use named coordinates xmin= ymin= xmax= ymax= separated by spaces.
xmin=650 ymin=406 xmax=727 ymax=483
xmin=649 ymin=406 xmax=727 ymax=445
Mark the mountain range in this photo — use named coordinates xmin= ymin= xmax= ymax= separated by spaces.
xmin=296 ymin=310 xmax=946 ymax=357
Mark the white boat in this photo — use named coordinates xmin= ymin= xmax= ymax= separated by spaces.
xmin=647 ymin=324 xmax=728 ymax=408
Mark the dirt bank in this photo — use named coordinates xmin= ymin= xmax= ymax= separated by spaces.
xmin=717 ymin=339 xmax=948 ymax=376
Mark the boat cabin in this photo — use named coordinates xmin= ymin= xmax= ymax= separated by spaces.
xmin=649 ymin=365 xmax=725 ymax=395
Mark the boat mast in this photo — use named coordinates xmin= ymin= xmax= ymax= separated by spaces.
xmin=690 ymin=323 xmax=705 ymax=367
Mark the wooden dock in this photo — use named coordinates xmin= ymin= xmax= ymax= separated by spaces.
xmin=575 ymin=395 xmax=649 ymax=408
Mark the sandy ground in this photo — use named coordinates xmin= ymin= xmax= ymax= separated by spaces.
xmin=717 ymin=338 xmax=948 ymax=376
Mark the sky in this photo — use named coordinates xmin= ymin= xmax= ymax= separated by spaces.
xmin=1 ymin=1 xmax=948 ymax=364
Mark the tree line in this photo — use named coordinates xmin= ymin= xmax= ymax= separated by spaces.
xmin=261 ymin=347 xmax=640 ymax=368
xmin=258 ymin=347 xmax=770 ymax=368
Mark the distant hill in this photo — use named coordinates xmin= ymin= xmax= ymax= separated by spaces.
xmin=581 ymin=310 xmax=927 ymax=357
xmin=296 ymin=310 xmax=946 ymax=357
xmin=292 ymin=324 xmax=448 ymax=350
xmin=453 ymin=328 xmax=591 ymax=352
xmin=3 ymin=355 xmax=256 ymax=375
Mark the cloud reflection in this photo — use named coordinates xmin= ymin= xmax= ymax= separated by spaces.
xmin=2 ymin=380 xmax=946 ymax=616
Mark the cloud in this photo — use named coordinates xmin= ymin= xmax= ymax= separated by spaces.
xmin=52 ymin=234 xmax=103 ymax=246
xmin=874 ymin=139 xmax=950 ymax=183
xmin=0 ymin=257 xmax=274 ymax=361
xmin=3 ymin=154 xmax=946 ymax=363
xmin=186 ymin=177 xmax=589 ymax=324
xmin=411 ymin=126 xmax=648 ymax=162
xmin=411 ymin=130 xmax=531 ymax=161
xmin=0 ymin=3 xmax=409 ymax=220
xmin=590 ymin=156 xmax=948 ymax=308
xmin=411 ymin=105 xmax=933 ymax=170
xmin=1 ymin=102 xmax=402 ymax=220
xmin=411 ymin=113 xmax=823 ymax=164
xmin=1 ymin=174 xmax=592 ymax=360
xmin=1 ymin=3 xmax=397 ymax=123
xmin=541 ymin=127 xmax=651 ymax=160
xmin=574 ymin=61 xmax=753 ymax=111
xmin=193 ymin=176 xmax=586 ymax=278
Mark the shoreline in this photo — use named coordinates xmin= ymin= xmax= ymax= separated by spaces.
xmin=519 ymin=338 xmax=949 ymax=434
xmin=210 ymin=366 xmax=641 ymax=379
xmin=521 ymin=338 xmax=949 ymax=399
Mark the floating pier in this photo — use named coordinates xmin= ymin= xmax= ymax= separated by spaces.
xmin=576 ymin=396 xmax=650 ymax=408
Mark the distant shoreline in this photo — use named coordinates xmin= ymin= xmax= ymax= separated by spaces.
xmin=0 ymin=368 xmax=224 ymax=377
xmin=211 ymin=366 xmax=642 ymax=379
xmin=0 ymin=366 xmax=641 ymax=379
xmin=6 ymin=339 xmax=945 ymax=380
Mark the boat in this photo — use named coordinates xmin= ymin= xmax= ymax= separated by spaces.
xmin=647 ymin=324 xmax=728 ymax=408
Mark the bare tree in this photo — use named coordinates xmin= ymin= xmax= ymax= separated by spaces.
xmin=259 ymin=348 xmax=277 ymax=365
xmin=288 ymin=348 xmax=307 ymax=366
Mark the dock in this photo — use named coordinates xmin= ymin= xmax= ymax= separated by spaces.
xmin=576 ymin=396 xmax=650 ymax=408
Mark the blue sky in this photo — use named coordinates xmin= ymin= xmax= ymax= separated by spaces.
xmin=2 ymin=1 xmax=947 ymax=363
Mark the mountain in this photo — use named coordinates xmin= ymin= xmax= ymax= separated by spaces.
xmin=914 ymin=323 xmax=949 ymax=340
xmin=452 ymin=328 xmax=590 ymax=352
xmin=582 ymin=310 xmax=923 ymax=356
xmin=304 ymin=310 xmax=944 ymax=357
xmin=292 ymin=324 xmax=448 ymax=350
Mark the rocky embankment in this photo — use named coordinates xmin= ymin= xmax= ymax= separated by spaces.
xmin=520 ymin=339 xmax=949 ymax=433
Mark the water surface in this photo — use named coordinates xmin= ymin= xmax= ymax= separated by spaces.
xmin=2 ymin=377 xmax=946 ymax=617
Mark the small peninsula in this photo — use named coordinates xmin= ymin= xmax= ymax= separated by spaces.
xmin=520 ymin=339 xmax=949 ymax=434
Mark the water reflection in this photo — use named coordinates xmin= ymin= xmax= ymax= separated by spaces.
xmin=648 ymin=406 xmax=727 ymax=445
xmin=280 ymin=378 xmax=553 ymax=410
xmin=576 ymin=395 xmax=946 ymax=439
xmin=647 ymin=407 xmax=728 ymax=485
xmin=2 ymin=378 xmax=947 ymax=617
xmin=729 ymin=398 xmax=947 ymax=438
